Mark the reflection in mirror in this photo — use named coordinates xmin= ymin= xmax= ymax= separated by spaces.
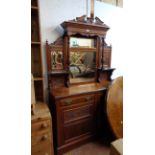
xmin=70 ymin=37 xmax=95 ymax=48
xmin=51 ymin=51 xmax=63 ymax=70
xmin=69 ymin=51 xmax=96 ymax=83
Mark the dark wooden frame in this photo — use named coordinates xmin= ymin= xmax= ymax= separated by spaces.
xmin=46 ymin=15 xmax=115 ymax=90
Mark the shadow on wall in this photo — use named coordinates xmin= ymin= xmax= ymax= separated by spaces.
xmin=54 ymin=25 xmax=64 ymax=36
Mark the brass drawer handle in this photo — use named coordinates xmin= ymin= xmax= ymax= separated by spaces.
xmin=64 ymin=99 xmax=72 ymax=105
xmin=85 ymin=96 xmax=92 ymax=101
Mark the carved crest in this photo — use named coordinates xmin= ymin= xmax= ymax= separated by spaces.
xmin=76 ymin=15 xmax=86 ymax=22
xmin=66 ymin=15 xmax=108 ymax=28
xmin=95 ymin=17 xmax=104 ymax=25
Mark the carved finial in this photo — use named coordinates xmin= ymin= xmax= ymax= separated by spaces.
xmin=76 ymin=15 xmax=87 ymax=22
xmin=87 ymin=17 xmax=94 ymax=23
xmin=95 ymin=17 xmax=104 ymax=25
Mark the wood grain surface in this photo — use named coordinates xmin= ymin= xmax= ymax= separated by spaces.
xmin=106 ymin=76 xmax=123 ymax=138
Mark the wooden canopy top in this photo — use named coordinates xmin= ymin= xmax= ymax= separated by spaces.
xmin=61 ymin=15 xmax=110 ymax=36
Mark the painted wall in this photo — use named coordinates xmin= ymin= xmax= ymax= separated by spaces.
xmin=38 ymin=0 xmax=123 ymax=100
xmin=94 ymin=1 xmax=124 ymax=78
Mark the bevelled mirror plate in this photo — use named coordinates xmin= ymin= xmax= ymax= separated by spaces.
xmin=51 ymin=51 xmax=63 ymax=70
xmin=70 ymin=37 xmax=95 ymax=48
xmin=69 ymin=51 xmax=96 ymax=83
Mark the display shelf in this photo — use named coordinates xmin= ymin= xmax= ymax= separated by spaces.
xmin=48 ymin=70 xmax=69 ymax=75
xmin=70 ymin=47 xmax=97 ymax=52
xmin=31 ymin=0 xmax=44 ymax=102
xmin=34 ymin=77 xmax=43 ymax=81
xmin=31 ymin=41 xmax=41 ymax=45
xmin=31 ymin=6 xmax=38 ymax=10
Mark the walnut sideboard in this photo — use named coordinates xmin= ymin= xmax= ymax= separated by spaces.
xmin=49 ymin=82 xmax=110 ymax=155
xmin=46 ymin=15 xmax=115 ymax=155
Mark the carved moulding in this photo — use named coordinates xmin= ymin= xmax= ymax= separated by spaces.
xmin=68 ymin=15 xmax=109 ymax=27
xmin=61 ymin=15 xmax=110 ymax=38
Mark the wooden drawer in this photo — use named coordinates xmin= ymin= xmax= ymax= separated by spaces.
xmin=32 ymin=151 xmax=50 ymax=155
xmin=64 ymin=118 xmax=94 ymax=143
xmin=63 ymin=103 xmax=93 ymax=124
xmin=32 ymin=120 xmax=50 ymax=136
xmin=32 ymin=132 xmax=51 ymax=146
xmin=32 ymin=141 xmax=51 ymax=155
xmin=60 ymin=94 xmax=95 ymax=106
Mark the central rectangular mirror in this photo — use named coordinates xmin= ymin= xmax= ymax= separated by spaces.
xmin=69 ymin=37 xmax=96 ymax=84
xmin=70 ymin=37 xmax=95 ymax=48
xmin=51 ymin=51 xmax=63 ymax=70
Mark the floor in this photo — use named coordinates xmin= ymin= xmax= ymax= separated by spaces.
xmin=64 ymin=141 xmax=110 ymax=155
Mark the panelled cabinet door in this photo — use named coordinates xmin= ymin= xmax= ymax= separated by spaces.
xmin=56 ymin=94 xmax=98 ymax=146
xmin=51 ymin=50 xmax=63 ymax=70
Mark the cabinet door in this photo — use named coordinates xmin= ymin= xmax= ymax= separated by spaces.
xmin=56 ymin=94 xmax=97 ymax=146
xmin=64 ymin=117 xmax=94 ymax=143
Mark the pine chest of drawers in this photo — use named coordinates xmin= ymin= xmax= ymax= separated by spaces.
xmin=31 ymin=103 xmax=54 ymax=155
xmin=49 ymin=82 xmax=109 ymax=155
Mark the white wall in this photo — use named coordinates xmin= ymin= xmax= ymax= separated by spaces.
xmin=94 ymin=1 xmax=124 ymax=78
xmin=38 ymin=0 xmax=124 ymax=100
xmin=39 ymin=0 xmax=87 ymax=100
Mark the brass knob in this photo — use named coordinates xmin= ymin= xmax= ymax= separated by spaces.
xmin=42 ymin=123 xmax=48 ymax=128
xmin=42 ymin=134 xmax=48 ymax=141
xmin=44 ymin=153 xmax=49 ymax=155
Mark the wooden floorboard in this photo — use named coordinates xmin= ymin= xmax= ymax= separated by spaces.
xmin=64 ymin=141 xmax=110 ymax=155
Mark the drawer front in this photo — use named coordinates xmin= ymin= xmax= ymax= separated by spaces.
xmin=32 ymin=132 xmax=51 ymax=146
xmin=63 ymin=104 xmax=93 ymax=124
xmin=64 ymin=118 xmax=94 ymax=143
xmin=32 ymin=141 xmax=51 ymax=155
xmin=32 ymin=151 xmax=50 ymax=155
xmin=32 ymin=120 xmax=50 ymax=136
xmin=60 ymin=94 xmax=95 ymax=106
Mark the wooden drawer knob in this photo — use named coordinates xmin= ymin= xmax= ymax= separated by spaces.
xmin=44 ymin=153 xmax=49 ymax=155
xmin=41 ymin=123 xmax=48 ymax=128
xmin=42 ymin=134 xmax=48 ymax=141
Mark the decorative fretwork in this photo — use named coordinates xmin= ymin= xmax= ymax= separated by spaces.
xmin=67 ymin=15 xmax=109 ymax=28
